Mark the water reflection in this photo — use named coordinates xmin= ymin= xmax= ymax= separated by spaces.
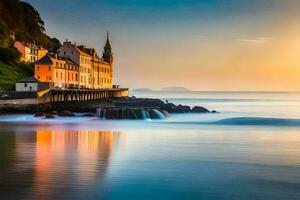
xmin=0 ymin=130 xmax=123 ymax=200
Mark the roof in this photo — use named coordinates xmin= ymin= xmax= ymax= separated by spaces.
xmin=104 ymin=32 xmax=112 ymax=49
xmin=65 ymin=58 xmax=78 ymax=66
xmin=35 ymin=54 xmax=53 ymax=65
xmin=16 ymin=76 xmax=39 ymax=83
xmin=17 ymin=41 xmax=39 ymax=49
xmin=35 ymin=54 xmax=78 ymax=66
xmin=35 ymin=55 xmax=53 ymax=65
xmin=76 ymin=46 xmax=93 ymax=57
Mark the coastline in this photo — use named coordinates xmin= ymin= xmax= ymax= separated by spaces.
xmin=0 ymin=97 xmax=215 ymax=119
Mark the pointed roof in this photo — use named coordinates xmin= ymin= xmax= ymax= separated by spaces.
xmin=35 ymin=55 xmax=53 ymax=65
xmin=104 ymin=31 xmax=111 ymax=49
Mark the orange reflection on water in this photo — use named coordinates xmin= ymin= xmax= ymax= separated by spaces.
xmin=31 ymin=130 xmax=123 ymax=200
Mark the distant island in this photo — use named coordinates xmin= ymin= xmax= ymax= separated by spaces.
xmin=132 ymin=87 xmax=191 ymax=92
xmin=161 ymin=87 xmax=191 ymax=92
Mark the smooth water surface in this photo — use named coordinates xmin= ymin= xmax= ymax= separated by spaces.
xmin=1 ymin=92 xmax=300 ymax=200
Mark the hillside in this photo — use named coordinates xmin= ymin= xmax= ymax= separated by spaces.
xmin=0 ymin=0 xmax=60 ymax=91
xmin=0 ymin=0 xmax=60 ymax=49
xmin=0 ymin=61 xmax=33 ymax=91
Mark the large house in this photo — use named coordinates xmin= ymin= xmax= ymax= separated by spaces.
xmin=34 ymin=54 xmax=79 ymax=89
xmin=34 ymin=34 xmax=113 ymax=90
xmin=14 ymin=41 xmax=47 ymax=63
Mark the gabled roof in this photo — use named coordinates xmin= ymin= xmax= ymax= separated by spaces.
xmin=66 ymin=58 xmax=78 ymax=66
xmin=35 ymin=55 xmax=53 ymax=65
xmin=76 ymin=46 xmax=93 ymax=57
xmin=16 ymin=76 xmax=39 ymax=83
xmin=16 ymin=41 xmax=39 ymax=49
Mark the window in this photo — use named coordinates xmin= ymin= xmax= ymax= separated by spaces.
xmin=37 ymin=76 xmax=40 ymax=79
xmin=56 ymin=71 xmax=58 ymax=78
xmin=37 ymin=66 xmax=40 ymax=71
xmin=48 ymin=66 xmax=51 ymax=71
xmin=64 ymin=51 xmax=66 ymax=55
xmin=24 ymin=83 xmax=27 ymax=87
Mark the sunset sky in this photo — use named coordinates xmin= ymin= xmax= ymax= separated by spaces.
xmin=26 ymin=0 xmax=300 ymax=91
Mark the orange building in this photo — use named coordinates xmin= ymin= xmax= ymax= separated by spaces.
xmin=14 ymin=41 xmax=47 ymax=63
xmin=57 ymin=33 xmax=113 ymax=89
xmin=34 ymin=54 xmax=79 ymax=89
xmin=34 ymin=34 xmax=113 ymax=90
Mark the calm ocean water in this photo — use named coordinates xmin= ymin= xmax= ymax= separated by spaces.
xmin=1 ymin=92 xmax=300 ymax=200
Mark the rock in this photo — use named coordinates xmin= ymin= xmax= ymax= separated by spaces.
xmin=51 ymin=111 xmax=58 ymax=115
xmin=114 ymin=98 xmax=165 ymax=108
xmin=163 ymin=104 xmax=191 ymax=113
xmin=44 ymin=114 xmax=55 ymax=119
xmin=58 ymin=110 xmax=75 ymax=117
xmin=34 ymin=112 xmax=45 ymax=117
xmin=191 ymin=106 xmax=210 ymax=113
xmin=80 ymin=113 xmax=96 ymax=117
xmin=211 ymin=110 xmax=218 ymax=113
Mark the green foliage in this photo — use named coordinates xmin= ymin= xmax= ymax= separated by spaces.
xmin=0 ymin=47 xmax=20 ymax=65
xmin=0 ymin=0 xmax=60 ymax=91
xmin=0 ymin=0 xmax=60 ymax=49
xmin=0 ymin=61 xmax=33 ymax=91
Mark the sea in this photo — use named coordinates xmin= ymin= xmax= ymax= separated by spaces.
xmin=1 ymin=91 xmax=300 ymax=200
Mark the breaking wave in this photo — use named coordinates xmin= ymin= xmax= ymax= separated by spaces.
xmin=205 ymin=117 xmax=300 ymax=126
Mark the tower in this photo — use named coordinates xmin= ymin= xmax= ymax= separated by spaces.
xmin=102 ymin=32 xmax=113 ymax=65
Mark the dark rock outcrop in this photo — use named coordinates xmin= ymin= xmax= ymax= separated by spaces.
xmin=34 ymin=112 xmax=45 ymax=117
xmin=44 ymin=114 xmax=55 ymax=119
xmin=191 ymin=106 xmax=210 ymax=113
xmin=80 ymin=113 xmax=96 ymax=117
xmin=58 ymin=110 xmax=75 ymax=117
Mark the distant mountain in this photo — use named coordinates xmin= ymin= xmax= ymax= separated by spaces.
xmin=131 ymin=88 xmax=153 ymax=92
xmin=161 ymin=87 xmax=191 ymax=92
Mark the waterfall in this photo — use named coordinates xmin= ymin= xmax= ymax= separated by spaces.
xmin=153 ymin=109 xmax=165 ymax=119
xmin=96 ymin=108 xmax=102 ymax=118
xmin=96 ymin=108 xmax=106 ymax=119
xmin=102 ymin=110 xmax=106 ymax=119
xmin=96 ymin=108 xmax=165 ymax=120
xmin=141 ymin=110 xmax=150 ymax=120
xmin=145 ymin=111 xmax=150 ymax=119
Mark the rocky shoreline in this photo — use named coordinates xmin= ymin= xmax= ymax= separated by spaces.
xmin=0 ymin=97 xmax=217 ymax=119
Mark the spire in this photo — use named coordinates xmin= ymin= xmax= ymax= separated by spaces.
xmin=105 ymin=31 xmax=111 ymax=49
xmin=102 ymin=31 xmax=113 ymax=64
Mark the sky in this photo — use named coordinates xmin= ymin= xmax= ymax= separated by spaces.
xmin=26 ymin=0 xmax=300 ymax=91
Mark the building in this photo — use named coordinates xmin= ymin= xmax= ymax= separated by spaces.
xmin=32 ymin=34 xmax=114 ymax=90
xmin=14 ymin=41 xmax=46 ymax=63
xmin=57 ymin=33 xmax=113 ymax=89
xmin=34 ymin=54 xmax=79 ymax=89
xmin=15 ymin=76 xmax=49 ymax=92
xmin=15 ymin=76 xmax=39 ymax=92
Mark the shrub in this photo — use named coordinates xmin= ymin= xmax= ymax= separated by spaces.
xmin=0 ymin=47 xmax=20 ymax=65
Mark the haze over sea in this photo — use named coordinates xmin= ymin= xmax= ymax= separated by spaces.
xmin=1 ymin=91 xmax=300 ymax=200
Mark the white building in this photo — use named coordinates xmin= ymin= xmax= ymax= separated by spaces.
xmin=15 ymin=76 xmax=39 ymax=92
